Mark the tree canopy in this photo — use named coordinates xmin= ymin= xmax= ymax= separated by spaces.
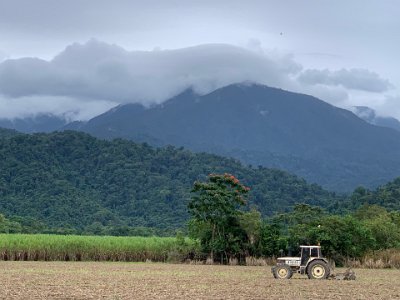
xmin=188 ymin=173 xmax=250 ymax=262
xmin=0 ymin=130 xmax=339 ymax=235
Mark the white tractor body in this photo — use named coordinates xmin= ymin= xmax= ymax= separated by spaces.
xmin=272 ymin=245 xmax=331 ymax=280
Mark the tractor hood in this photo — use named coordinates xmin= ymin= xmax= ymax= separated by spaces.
xmin=278 ymin=257 xmax=300 ymax=260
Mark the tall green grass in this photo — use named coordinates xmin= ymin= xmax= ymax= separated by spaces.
xmin=0 ymin=234 xmax=200 ymax=262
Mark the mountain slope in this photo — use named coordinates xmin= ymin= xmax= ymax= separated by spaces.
xmin=0 ymin=131 xmax=338 ymax=232
xmin=67 ymin=83 xmax=400 ymax=191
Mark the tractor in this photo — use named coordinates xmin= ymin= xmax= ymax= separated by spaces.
xmin=271 ymin=245 xmax=330 ymax=279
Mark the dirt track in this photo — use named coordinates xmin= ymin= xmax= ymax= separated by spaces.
xmin=1 ymin=262 xmax=400 ymax=299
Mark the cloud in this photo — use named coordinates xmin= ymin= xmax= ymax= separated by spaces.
xmin=0 ymin=95 xmax=117 ymax=121
xmin=297 ymin=68 xmax=392 ymax=93
xmin=295 ymin=84 xmax=350 ymax=108
xmin=375 ymin=95 xmax=400 ymax=119
xmin=0 ymin=39 xmax=301 ymax=108
xmin=0 ymin=50 xmax=7 ymax=62
xmin=0 ymin=39 xmax=396 ymax=121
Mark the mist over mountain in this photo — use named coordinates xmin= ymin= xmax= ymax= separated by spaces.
xmin=1 ymin=40 xmax=397 ymax=123
xmin=0 ymin=114 xmax=67 ymax=133
xmin=353 ymin=106 xmax=400 ymax=132
xmin=66 ymin=83 xmax=400 ymax=191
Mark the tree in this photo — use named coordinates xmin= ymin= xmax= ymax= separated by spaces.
xmin=354 ymin=205 xmax=400 ymax=250
xmin=258 ymin=220 xmax=287 ymax=257
xmin=239 ymin=208 xmax=262 ymax=246
xmin=0 ymin=213 xmax=22 ymax=233
xmin=188 ymin=173 xmax=250 ymax=262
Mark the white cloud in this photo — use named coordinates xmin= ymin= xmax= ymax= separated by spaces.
xmin=0 ymin=94 xmax=117 ymax=121
xmin=0 ymin=40 xmax=301 ymax=113
xmin=297 ymin=68 xmax=392 ymax=93
xmin=0 ymin=39 xmax=397 ymax=121
xmin=375 ymin=95 xmax=400 ymax=119
xmin=0 ymin=50 xmax=7 ymax=62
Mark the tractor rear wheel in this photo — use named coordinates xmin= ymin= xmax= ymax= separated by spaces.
xmin=273 ymin=264 xmax=293 ymax=279
xmin=307 ymin=260 xmax=330 ymax=279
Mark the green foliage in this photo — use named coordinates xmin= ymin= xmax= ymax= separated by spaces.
xmin=0 ymin=128 xmax=20 ymax=139
xmin=239 ymin=208 xmax=262 ymax=246
xmin=189 ymin=174 xmax=252 ymax=262
xmin=189 ymin=173 xmax=249 ymax=225
xmin=0 ymin=213 xmax=22 ymax=233
xmin=2 ymin=130 xmax=400 ymax=263
xmin=269 ymin=204 xmax=400 ymax=264
xmin=188 ymin=197 xmax=400 ymax=264
xmin=349 ymin=178 xmax=400 ymax=211
xmin=316 ymin=215 xmax=375 ymax=261
xmin=354 ymin=205 xmax=400 ymax=250
xmin=0 ymin=130 xmax=339 ymax=234
xmin=257 ymin=221 xmax=287 ymax=257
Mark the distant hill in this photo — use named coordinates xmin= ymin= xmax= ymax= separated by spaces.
xmin=66 ymin=83 xmax=400 ymax=191
xmin=0 ymin=114 xmax=67 ymax=133
xmin=353 ymin=106 xmax=400 ymax=132
xmin=0 ymin=131 xmax=338 ymax=233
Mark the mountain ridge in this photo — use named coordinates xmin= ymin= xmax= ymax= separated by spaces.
xmin=64 ymin=83 xmax=400 ymax=191
xmin=0 ymin=114 xmax=67 ymax=133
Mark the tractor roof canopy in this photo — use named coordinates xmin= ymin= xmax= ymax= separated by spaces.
xmin=300 ymin=245 xmax=321 ymax=249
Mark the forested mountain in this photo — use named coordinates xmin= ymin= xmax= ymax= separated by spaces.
xmin=0 ymin=130 xmax=339 ymax=233
xmin=66 ymin=83 xmax=400 ymax=191
xmin=0 ymin=114 xmax=67 ymax=133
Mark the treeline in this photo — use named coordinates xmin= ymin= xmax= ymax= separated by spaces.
xmin=1 ymin=129 xmax=400 ymax=265
xmin=189 ymin=201 xmax=400 ymax=265
xmin=0 ymin=213 xmax=171 ymax=236
xmin=0 ymin=130 xmax=339 ymax=233
xmin=187 ymin=173 xmax=400 ymax=265
xmin=259 ymin=204 xmax=400 ymax=264
xmin=2 ymin=204 xmax=399 ymax=264
xmin=348 ymin=178 xmax=400 ymax=210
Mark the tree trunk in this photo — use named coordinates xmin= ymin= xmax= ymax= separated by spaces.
xmin=210 ymin=223 xmax=216 ymax=261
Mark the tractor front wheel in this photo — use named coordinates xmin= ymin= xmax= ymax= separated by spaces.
xmin=273 ymin=264 xmax=293 ymax=279
xmin=307 ymin=260 xmax=330 ymax=279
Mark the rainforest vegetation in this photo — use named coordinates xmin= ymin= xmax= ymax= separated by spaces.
xmin=1 ymin=130 xmax=400 ymax=263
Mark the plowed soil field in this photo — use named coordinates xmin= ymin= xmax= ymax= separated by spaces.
xmin=1 ymin=261 xmax=399 ymax=299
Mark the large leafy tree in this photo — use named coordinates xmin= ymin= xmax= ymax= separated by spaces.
xmin=188 ymin=173 xmax=250 ymax=262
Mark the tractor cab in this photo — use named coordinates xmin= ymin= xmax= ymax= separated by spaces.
xmin=299 ymin=245 xmax=322 ymax=273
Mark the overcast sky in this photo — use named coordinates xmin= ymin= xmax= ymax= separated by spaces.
xmin=0 ymin=0 xmax=399 ymax=121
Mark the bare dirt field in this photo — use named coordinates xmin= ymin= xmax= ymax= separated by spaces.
xmin=1 ymin=262 xmax=400 ymax=299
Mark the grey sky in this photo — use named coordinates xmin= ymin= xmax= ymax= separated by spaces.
xmin=0 ymin=0 xmax=399 ymax=120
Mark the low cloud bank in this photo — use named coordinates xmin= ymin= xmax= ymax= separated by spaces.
xmin=298 ymin=68 xmax=392 ymax=93
xmin=0 ymin=40 xmax=396 ymax=120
